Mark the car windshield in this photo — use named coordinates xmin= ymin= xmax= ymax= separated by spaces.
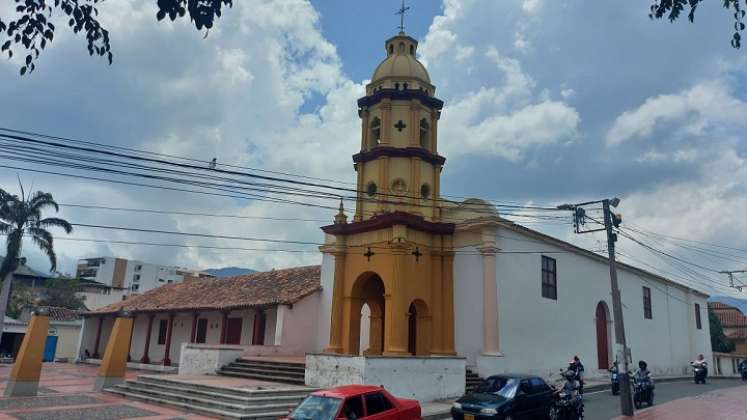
xmin=475 ymin=377 xmax=519 ymax=398
xmin=289 ymin=395 xmax=343 ymax=420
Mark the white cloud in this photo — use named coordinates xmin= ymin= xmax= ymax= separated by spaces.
xmin=607 ymin=81 xmax=747 ymax=145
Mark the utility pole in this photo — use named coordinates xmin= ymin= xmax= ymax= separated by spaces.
xmin=558 ymin=197 xmax=634 ymax=417
xmin=718 ymin=270 xmax=747 ymax=292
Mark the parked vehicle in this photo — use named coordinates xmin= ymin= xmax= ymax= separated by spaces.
xmin=739 ymin=361 xmax=747 ymax=382
xmin=553 ymin=369 xmax=584 ymax=420
xmin=631 ymin=372 xmax=654 ymax=409
xmin=691 ymin=361 xmax=708 ymax=385
xmin=285 ymin=385 xmax=420 ymax=420
xmin=451 ymin=374 xmax=555 ymax=420
xmin=608 ymin=364 xmax=620 ymax=396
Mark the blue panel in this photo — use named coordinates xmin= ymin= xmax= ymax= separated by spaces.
xmin=43 ymin=335 xmax=58 ymax=362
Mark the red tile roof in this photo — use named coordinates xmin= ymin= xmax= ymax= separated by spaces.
xmin=710 ymin=302 xmax=747 ymax=328
xmin=89 ymin=265 xmax=321 ymax=315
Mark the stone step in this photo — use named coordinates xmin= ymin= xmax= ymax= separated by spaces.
xmin=230 ymin=362 xmax=306 ymax=375
xmin=218 ymin=368 xmax=306 ymax=385
xmin=237 ymin=358 xmax=306 ymax=369
xmin=123 ymin=379 xmax=307 ymax=406
xmin=106 ymin=387 xmax=290 ymax=420
xmin=111 ymin=383 xmax=301 ymax=415
xmin=224 ymin=365 xmax=306 ymax=379
xmin=138 ymin=375 xmax=314 ymax=397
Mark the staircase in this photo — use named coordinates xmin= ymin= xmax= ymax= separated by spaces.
xmin=105 ymin=375 xmax=314 ymax=419
xmin=466 ymin=368 xmax=483 ymax=394
xmin=217 ymin=358 xmax=306 ymax=385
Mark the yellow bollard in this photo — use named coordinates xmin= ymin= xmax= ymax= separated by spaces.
xmin=5 ymin=308 xmax=50 ymax=397
xmin=94 ymin=311 xmax=134 ymax=391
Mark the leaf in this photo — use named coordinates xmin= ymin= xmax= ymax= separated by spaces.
xmin=1 ymin=41 xmax=9 ymax=52
xmin=25 ymin=54 xmax=31 ymax=65
xmin=20 ymin=66 xmax=26 ymax=75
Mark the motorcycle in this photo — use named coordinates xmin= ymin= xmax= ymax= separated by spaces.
xmin=631 ymin=373 xmax=654 ymax=409
xmin=739 ymin=363 xmax=747 ymax=382
xmin=609 ymin=366 xmax=620 ymax=396
xmin=691 ymin=362 xmax=708 ymax=384
xmin=553 ymin=370 xmax=584 ymax=420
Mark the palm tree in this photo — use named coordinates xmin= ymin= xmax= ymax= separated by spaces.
xmin=0 ymin=184 xmax=72 ymax=338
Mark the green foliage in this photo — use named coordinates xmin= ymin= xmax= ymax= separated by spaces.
xmin=649 ymin=0 xmax=746 ymax=48
xmin=0 ymin=183 xmax=72 ymax=279
xmin=0 ymin=0 xmax=233 ymax=75
xmin=709 ymin=307 xmax=736 ymax=353
xmin=39 ymin=277 xmax=86 ymax=310
xmin=8 ymin=281 xmax=34 ymax=318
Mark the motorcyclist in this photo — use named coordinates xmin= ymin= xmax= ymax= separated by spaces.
xmin=634 ymin=360 xmax=653 ymax=384
xmin=609 ymin=360 xmax=619 ymax=374
xmin=739 ymin=359 xmax=747 ymax=378
xmin=569 ymin=355 xmax=585 ymax=394
xmin=691 ymin=354 xmax=708 ymax=383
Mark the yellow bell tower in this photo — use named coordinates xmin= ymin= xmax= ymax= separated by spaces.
xmin=353 ymin=32 xmax=444 ymax=222
xmin=322 ymin=31 xmax=455 ymax=357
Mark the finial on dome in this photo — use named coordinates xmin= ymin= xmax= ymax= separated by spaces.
xmin=396 ymin=0 xmax=410 ymax=34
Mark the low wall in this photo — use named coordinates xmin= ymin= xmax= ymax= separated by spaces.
xmin=305 ymin=354 xmax=465 ymax=403
xmin=713 ymin=352 xmax=747 ymax=378
xmin=178 ymin=343 xmax=244 ymax=375
xmin=80 ymin=359 xmax=177 ymax=373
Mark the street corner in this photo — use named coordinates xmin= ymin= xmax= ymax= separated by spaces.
xmin=615 ymin=385 xmax=747 ymax=420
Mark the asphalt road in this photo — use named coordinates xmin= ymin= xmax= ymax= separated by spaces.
xmin=582 ymin=378 xmax=746 ymax=420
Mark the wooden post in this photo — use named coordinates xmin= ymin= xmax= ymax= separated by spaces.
xmin=92 ymin=317 xmax=104 ymax=358
xmin=219 ymin=311 xmax=228 ymax=344
xmin=190 ymin=312 xmax=199 ymax=343
xmin=163 ymin=313 xmax=175 ymax=366
xmin=140 ymin=314 xmax=154 ymax=364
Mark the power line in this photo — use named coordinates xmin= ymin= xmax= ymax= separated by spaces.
xmin=0 ymin=126 xmax=563 ymax=210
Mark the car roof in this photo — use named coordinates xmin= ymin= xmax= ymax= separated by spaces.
xmin=311 ymin=385 xmax=384 ymax=398
xmin=486 ymin=374 xmax=540 ymax=380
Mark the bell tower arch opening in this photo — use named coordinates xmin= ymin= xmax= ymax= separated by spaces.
xmin=348 ymin=273 xmax=386 ymax=356
xmin=407 ymin=299 xmax=431 ymax=356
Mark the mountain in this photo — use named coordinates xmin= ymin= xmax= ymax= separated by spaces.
xmin=204 ymin=267 xmax=257 ymax=278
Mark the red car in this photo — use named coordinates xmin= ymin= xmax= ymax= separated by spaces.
xmin=285 ymin=385 xmax=421 ymax=420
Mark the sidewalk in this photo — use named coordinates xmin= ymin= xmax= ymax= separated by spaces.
xmin=615 ymin=385 xmax=747 ymax=420
xmin=0 ymin=362 xmax=211 ymax=420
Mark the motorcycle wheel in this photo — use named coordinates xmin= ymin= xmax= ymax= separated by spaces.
xmin=648 ymin=391 xmax=654 ymax=406
xmin=546 ymin=405 xmax=558 ymax=420
xmin=634 ymin=395 xmax=642 ymax=409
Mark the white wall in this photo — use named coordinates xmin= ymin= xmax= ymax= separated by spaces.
xmin=80 ymin=289 xmax=125 ymax=311
xmin=454 ymin=226 xmax=713 ymax=379
xmin=278 ymin=292 xmax=323 ymax=355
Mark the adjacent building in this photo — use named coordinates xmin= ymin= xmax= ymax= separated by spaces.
xmin=75 ymin=257 xmax=214 ymax=297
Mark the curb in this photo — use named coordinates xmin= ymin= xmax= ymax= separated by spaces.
xmin=584 ymin=375 xmax=738 ymax=394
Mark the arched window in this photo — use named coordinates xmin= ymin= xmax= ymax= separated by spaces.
xmin=388 ymin=44 xmax=394 ymax=55
xmin=410 ymin=45 xmax=415 ymax=55
xmin=370 ymin=117 xmax=381 ymax=148
xmin=419 ymin=119 xmax=430 ymax=149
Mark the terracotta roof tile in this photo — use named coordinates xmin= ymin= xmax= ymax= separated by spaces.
xmin=710 ymin=302 xmax=747 ymax=327
xmin=90 ymin=265 xmax=321 ymax=315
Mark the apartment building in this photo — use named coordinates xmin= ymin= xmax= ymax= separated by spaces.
xmin=75 ymin=257 xmax=214 ymax=296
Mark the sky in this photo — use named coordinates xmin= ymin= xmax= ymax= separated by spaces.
xmin=0 ymin=0 xmax=746 ymax=297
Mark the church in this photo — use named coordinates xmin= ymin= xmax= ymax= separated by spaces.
xmin=81 ymin=30 xmax=713 ymax=402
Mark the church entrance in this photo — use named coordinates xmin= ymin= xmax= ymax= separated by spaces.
xmin=595 ymin=301 xmax=611 ymax=369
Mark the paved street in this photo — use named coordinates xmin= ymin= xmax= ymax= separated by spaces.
xmin=584 ymin=379 xmax=746 ymax=420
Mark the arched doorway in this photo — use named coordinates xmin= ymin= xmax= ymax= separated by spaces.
xmin=407 ymin=299 xmax=431 ymax=356
xmin=348 ymin=273 xmax=385 ymax=356
xmin=595 ymin=301 xmax=611 ymax=369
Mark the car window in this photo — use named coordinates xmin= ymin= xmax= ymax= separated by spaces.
xmin=342 ymin=396 xmax=364 ymax=420
xmin=364 ymin=392 xmax=393 ymax=416
xmin=475 ymin=377 xmax=519 ymax=399
xmin=529 ymin=377 xmax=548 ymax=394
xmin=290 ymin=395 xmax=342 ymax=420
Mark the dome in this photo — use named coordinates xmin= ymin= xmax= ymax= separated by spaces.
xmin=371 ymin=33 xmax=431 ymax=85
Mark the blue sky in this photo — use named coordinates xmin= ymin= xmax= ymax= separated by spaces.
xmin=0 ymin=0 xmax=746 ymax=296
